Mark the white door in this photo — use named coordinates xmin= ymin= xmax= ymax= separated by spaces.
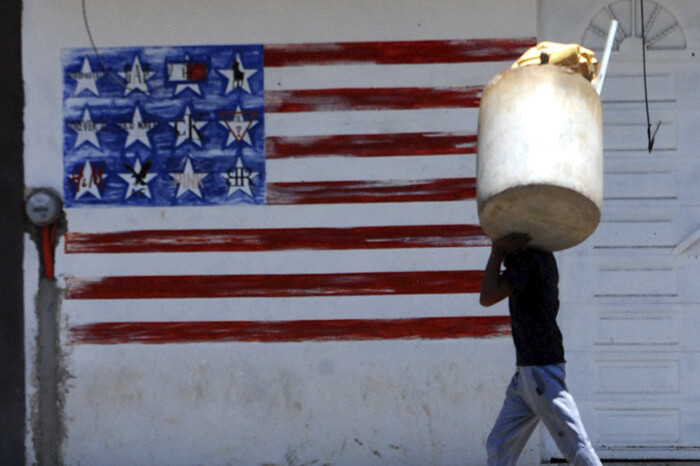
xmin=541 ymin=0 xmax=700 ymax=461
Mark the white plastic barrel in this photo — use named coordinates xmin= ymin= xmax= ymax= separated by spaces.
xmin=476 ymin=64 xmax=603 ymax=251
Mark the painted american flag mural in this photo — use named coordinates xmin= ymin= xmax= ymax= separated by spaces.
xmin=62 ymin=44 xmax=266 ymax=206
xmin=61 ymin=38 xmax=535 ymax=344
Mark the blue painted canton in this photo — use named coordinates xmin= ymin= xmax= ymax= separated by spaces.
xmin=62 ymin=44 xmax=265 ymax=207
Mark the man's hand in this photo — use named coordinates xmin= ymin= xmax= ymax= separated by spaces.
xmin=492 ymin=232 xmax=531 ymax=258
xmin=479 ymin=232 xmax=531 ymax=307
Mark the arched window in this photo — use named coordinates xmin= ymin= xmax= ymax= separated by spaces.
xmin=582 ymin=0 xmax=685 ymax=51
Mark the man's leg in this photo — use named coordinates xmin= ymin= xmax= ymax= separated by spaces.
xmin=487 ymin=371 xmax=540 ymax=466
xmin=521 ymin=365 xmax=602 ymax=466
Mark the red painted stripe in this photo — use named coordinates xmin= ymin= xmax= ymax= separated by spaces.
xmin=65 ymin=224 xmax=490 ymax=254
xmin=265 ymin=86 xmax=482 ymax=112
xmin=264 ymin=38 xmax=536 ymax=66
xmin=65 ymin=270 xmax=484 ymax=300
xmin=69 ymin=316 xmax=511 ymax=344
xmin=267 ymin=132 xmax=478 ymax=159
xmin=266 ymin=178 xmax=476 ymax=205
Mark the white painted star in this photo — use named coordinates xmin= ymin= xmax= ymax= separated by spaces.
xmin=169 ymin=106 xmax=206 ymax=148
xmin=220 ymin=157 xmax=259 ymax=198
xmin=218 ymin=54 xmax=259 ymax=94
xmin=69 ymin=57 xmax=104 ymax=96
xmin=118 ymin=55 xmax=155 ymax=95
xmin=118 ymin=157 xmax=157 ymax=199
xmin=219 ymin=106 xmax=258 ymax=147
xmin=174 ymin=82 xmax=203 ymax=96
xmin=119 ymin=105 xmax=157 ymax=149
xmin=70 ymin=160 xmax=107 ymax=199
xmin=69 ymin=107 xmax=106 ymax=149
xmin=170 ymin=157 xmax=207 ymax=198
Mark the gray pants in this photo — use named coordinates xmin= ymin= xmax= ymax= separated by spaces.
xmin=487 ymin=364 xmax=602 ymax=466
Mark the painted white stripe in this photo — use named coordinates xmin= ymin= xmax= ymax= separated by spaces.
xmin=266 ymin=108 xmax=479 ymax=136
xmin=265 ymin=62 xmax=507 ymax=90
xmin=63 ymin=293 xmax=506 ymax=326
xmin=59 ymin=247 xmax=491 ymax=277
xmin=64 ymin=200 xmax=480 ymax=231
xmin=266 ymin=154 xmax=476 ymax=182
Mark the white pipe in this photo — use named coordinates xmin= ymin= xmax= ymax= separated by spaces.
xmin=594 ymin=19 xmax=619 ymax=95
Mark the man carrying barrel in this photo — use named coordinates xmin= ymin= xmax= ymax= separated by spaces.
xmin=480 ymin=232 xmax=602 ymax=466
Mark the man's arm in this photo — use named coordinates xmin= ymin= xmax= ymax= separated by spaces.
xmin=479 ymin=233 xmax=530 ymax=307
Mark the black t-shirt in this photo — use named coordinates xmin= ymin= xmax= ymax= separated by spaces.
xmin=502 ymin=248 xmax=565 ymax=366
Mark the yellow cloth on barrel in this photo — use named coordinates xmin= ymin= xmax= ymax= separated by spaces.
xmin=511 ymin=41 xmax=598 ymax=81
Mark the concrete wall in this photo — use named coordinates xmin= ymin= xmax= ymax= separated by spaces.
xmin=22 ymin=1 xmax=540 ymax=465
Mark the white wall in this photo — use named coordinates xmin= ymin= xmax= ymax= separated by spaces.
xmin=541 ymin=0 xmax=700 ymax=460
xmin=23 ymin=1 xmax=540 ymax=465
